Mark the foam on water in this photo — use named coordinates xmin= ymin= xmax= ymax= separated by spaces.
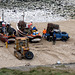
xmin=0 ymin=8 xmax=66 ymax=23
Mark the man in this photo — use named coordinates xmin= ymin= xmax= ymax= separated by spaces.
xmin=2 ymin=22 xmax=6 ymax=34
xmin=42 ymin=28 xmax=46 ymax=38
xmin=29 ymin=22 xmax=33 ymax=26
xmin=6 ymin=23 xmax=13 ymax=35
xmin=32 ymin=26 xmax=37 ymax=31
xmin=28 ymin=22 xmax=33 ymax=28
xmin=53 ymin=34 xmax=56 ymax=45
xmin=49 ymin=30 xmax=53 ymax=41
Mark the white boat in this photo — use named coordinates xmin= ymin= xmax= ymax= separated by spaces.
xmin=16 ymin=21 xmax=41 ymax=42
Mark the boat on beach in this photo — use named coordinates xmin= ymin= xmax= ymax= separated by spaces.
xmin=0 ymin=18 xmax=16 ymax=43
xmin=16 ymin=21 xmax=41 ymax=42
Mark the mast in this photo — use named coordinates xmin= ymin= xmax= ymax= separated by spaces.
xmin=2 ymin=10 xmax=4 ymax=21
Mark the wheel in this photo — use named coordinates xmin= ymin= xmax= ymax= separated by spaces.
xmin=25 ymin=51 xmax=34 ymax=59
xmin=62 ymin=32 xmax=67 ymax=34
xmin=14 ymin=51 xmax=22 ymax=60
xmin=62 ymin=36 xmax=67 ymax=41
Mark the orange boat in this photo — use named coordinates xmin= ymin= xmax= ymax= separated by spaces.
xmin=0 ymin=33 xmax=15 ymax=43
xmin=16 ymin=21 xmax=41 ymax=42
xmin=0 ymin=19 xmax=16 ymax=43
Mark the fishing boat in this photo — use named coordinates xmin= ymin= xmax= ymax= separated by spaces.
xmin=0 ymin=33 xmax=15 ymax=43
xmin=16 ymin=21 xmax=41 ymax=42
xmin=0 ymin=18 xmax=16 ymax=43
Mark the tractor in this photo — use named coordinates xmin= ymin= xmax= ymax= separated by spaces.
xmin=14 ymin=37 xmax=34 ymax=60
xmin=45 ymin=29 xmax=69 ymax=41
xmin=44 ymin=23 xmax=69 ymax=41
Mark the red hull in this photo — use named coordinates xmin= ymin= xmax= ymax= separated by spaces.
xmin=0 ymin=33 xmax=15 ymax=42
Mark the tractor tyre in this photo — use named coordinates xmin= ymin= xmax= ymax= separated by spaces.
xmin=14 ymin=51 xmax=22 ymax=60
xmin=25 ymin=51 xmax=34 ymax=59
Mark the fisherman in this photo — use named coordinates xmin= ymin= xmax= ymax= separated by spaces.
xmin=6 ymin=23 xmax=10 ymax=32
xmin=2 ymin=22 xmax=6 ymax=34
xmin=28 ymin=22 xmax=33 ymax=28
xmin=49 ymin=30 xmax=53 ymax=41
xmin=53 ymin=34 xmax=56 ymax=45
xmin=42 ymin=28 xmax=46 ymax=38
xmin=6 ymin=23 xmax=13 ymax=35
xmin=32 ymin=26 xmax=37 ymax=31
xmin=29 ymin=22 xmax=33 ymax=26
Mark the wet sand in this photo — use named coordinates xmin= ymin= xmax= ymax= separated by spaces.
xmin=0 ymin=19 xmax=75 ymax=68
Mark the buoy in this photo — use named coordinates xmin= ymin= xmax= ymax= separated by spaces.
xmin=57 ymin=61 xmax=61 ymax=64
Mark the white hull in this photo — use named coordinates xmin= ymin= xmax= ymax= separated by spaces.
xmin=16 ymin=24 xmax=41 ymax=42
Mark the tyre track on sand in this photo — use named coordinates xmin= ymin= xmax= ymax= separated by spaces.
xmin=31 ymin=42 xmax=61 ymax=64
xmin=37 ymin=46 xmax=70 ymax=62
xmin=35 ymin=51 xmax=60 ymax=64
xmin=34 ymin=51 xmax=48 ymax=65
xmin=44 ymin=51 xmax=69 ymax=61
xmin=32 ymin=42 xmax=69 ymax=62
xmin=7 ymin=44 xmax=16 ymax=59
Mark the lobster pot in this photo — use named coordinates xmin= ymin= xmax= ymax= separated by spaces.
xmin=47 ymin=23 xmax=59 ymax=33
xmin=18 ymin=21 xmax=26 ymax=31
